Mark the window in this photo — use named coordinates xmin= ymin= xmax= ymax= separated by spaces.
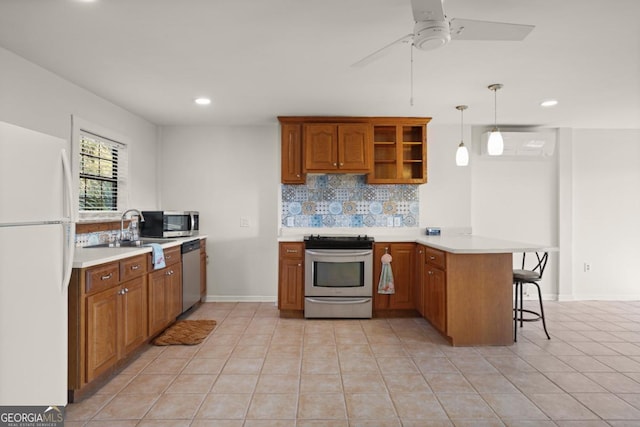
xmin=78 ymin=130 xmax=127 ymax=212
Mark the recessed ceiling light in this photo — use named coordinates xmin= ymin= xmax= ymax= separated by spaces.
xmin=194 ymin=98 xmax=211 ymax=106
xmin=540 ymin=99 xmax=558 ymax=107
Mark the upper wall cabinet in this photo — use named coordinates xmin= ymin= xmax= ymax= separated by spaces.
xmin=281 ymin=123 xmax=304 ymax=184
xmin=278 ymin=116 xmax=430 ymax=184
xmin=368 ymin=118 xmax=430 ymax=184
xmin=303 ymin=123 xmax=370 ymax=173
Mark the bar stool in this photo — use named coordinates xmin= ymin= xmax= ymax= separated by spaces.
xmin=513 ymin=252 xmax=550 ymax=341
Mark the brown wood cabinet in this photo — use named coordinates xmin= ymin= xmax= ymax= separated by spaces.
xmin=373 ymin=242 xmax=416 ymax=314
xmin=281 ymin=123 xmax=304 ymax=183
xmin=303 ymin=123 xmax=370 ymax=173
xmin=368 ymin=119 xmax=429 ymax=184
xmin=414 ymin=245 xmax=426 ymax=317
xmin=69 ymin=253 xmax=148 ymax=400
xmin=423 ymin=246 xmax=447 ymax=334
xmin=148 ymin=246 xmax=182 ymax=337
xmin=278 ymin=242 xmax=304 ymax=312
xmin=200 ymin=238 xmax=207 ymax=301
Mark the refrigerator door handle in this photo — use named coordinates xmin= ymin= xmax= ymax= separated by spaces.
xmin=61 ymin=148 xmax=76 ymax=292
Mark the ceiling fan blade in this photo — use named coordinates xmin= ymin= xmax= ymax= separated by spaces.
xmin=411 ymin=0 xmax=445 ymax=22
xmin=351 ymin=33 xmax=414 ymax=68
xmin=450 ymin=18 xmax=534 ymax=41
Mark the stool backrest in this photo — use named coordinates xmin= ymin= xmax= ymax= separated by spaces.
xmin=521 ymin=252 xmax=549 ymax=279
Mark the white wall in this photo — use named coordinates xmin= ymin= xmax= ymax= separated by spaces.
xmin=572 ymin=129 xmax=640 ymax=299
xmin=420 ymin=124 xmax=472 ymax=230
xmin=0 ymin=47 xmax=158 ymax=211
xmin=158 ymin=125 xmax=280 ymax=301
xmin=470 ymin=127 xmax=559 ymax=297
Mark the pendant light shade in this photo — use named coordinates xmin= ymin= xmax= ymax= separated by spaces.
xmin=487 ymin=84 xmax=504 ymax=156
xmin=455 ymin=105 xmax=469 ymax=166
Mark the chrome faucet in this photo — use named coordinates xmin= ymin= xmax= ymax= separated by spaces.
xmin=120 ymin=209 xmax=145 ymax=242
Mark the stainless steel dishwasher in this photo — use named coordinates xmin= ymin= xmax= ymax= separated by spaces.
xmin=181 ymin=239 xmax=201 ymax=313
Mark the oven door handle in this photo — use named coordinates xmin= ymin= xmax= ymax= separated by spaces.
xmin=305 ymin=250 xmax=372 ymax=257
xmin=305 ymin=297 xmax=371 ymax=305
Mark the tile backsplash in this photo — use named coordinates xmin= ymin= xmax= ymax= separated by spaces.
xmin=281 ymin=175 xmax=419 ymax=228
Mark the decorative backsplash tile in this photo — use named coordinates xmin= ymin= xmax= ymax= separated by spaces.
xmin=282 ymin=175 xmax=419 ymax=228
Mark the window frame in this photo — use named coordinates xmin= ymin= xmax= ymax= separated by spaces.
xmin=71 ymin=115 xmax=129 ymax=221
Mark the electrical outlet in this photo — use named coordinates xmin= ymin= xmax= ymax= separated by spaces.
xmin=240 ymin=216 xmax=250 ymax=227
xmin=584 ymin=262 xmax=591 ymax=272
xmin=393 ymin=216 xmax=402 ymax=227
xmin=387 ymin=217 xmax=394 ymax=227
xmin=286 ymin=217 xmax=294 ymax=227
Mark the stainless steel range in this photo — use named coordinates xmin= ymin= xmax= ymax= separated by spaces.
xmin=304 ymin=235 xmax=374 ymax=318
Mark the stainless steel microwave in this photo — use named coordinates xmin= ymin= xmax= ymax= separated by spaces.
xmin=139 ymin=211 xmax=199 ymax=237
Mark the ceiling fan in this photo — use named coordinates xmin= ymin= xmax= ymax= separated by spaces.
xmin=352 ymin=0 xmax=535 ymax=67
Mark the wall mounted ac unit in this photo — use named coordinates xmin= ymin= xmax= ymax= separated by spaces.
xmin=481 ymin=130 xmax=556 ymax=157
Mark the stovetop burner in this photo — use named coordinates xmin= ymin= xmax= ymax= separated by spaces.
xmin=304 ymin=235 xmax=374 ymax=249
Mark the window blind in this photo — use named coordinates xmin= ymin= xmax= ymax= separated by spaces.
xmin=78 ymin=130 xmax=127 ymax=212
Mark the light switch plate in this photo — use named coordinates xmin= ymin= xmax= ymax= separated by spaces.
xmin=240 ymin=216 xmax=250 ymax=227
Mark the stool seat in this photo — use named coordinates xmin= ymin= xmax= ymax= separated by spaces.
xmin=513 ymin=269 xmax=541 ymax=281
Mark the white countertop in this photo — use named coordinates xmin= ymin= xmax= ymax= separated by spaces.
xmin=278 ymin=233 xmax=556 ymax=254
xmin=73 ymin=235 xmax=206 ymax=268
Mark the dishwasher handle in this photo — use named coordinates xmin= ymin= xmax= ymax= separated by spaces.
xmin=181 ymin=239 xmax=200 ymax=253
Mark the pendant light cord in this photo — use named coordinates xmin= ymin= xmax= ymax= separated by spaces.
xmin=410 ymin=44 xmax=414 ymax=106
xmin=460 ymin=107 xmax=464 ymax=142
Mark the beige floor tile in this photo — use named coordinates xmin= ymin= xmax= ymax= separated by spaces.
xmin=342 ymin=373 xmax=387 ymax=393
xmin=400 ymin=420 xmax=453 ymax=427
xmin=144 ymin=393 xmax=205 ymax=419
xmin=301 ymin=356 xmax=340 ymax=374
xmin=164 ymin=374 xmax=217 ymax=393
xmin=464 ymin=373 xmax=520 ymax=394
xmin=296 ymin=420 xmax=349 ymax=427
xmin=261 ymin=356 xmax=301 ymax=375
xmin=302 ymin=343 xmax=338 ymax=359
xmin=584 ymin=372 xmax=640 ymax=393
xmin=182 ymin=357 xmax=226 ymax=374
xmin=141 ymin=358 xmax=188 ymax=375
xmin=190 ymin=419 xmax=243 ymax=427
xmin=504 ymin=372 xmax=564 ymax=395
xmin=93 ymin=394 xmax=159 ymax=420
xmin=521 ymin=355 xmax=576 ymax=372
xmin=298 ymin=393 xmax=347 ymax=419
xmin=481 ymin=393 xmax=549 ymax=420
xmin=484 ymin=355 xmax=538 ymax=374
xmin=84 ymin=421 xmax=139 ymax=427
xmin=423 ymin=373 xmax=475 ymax=394
xmin=544 ymin=372 xmax=607 ymax=392
xmin=369 ymin=343 xmax=408 ymax=357
xmin=195 ymin=393 xmax=251 ymax=419
xmin=527 ymin=393 xmax=598 ymax=420
xmin=449 ymin=356 xmax=500 ymax=374
xmin=137 ymin=420 xmax=191 ymax=427
xmin=255 ymin=374 xmax=300 ymax=393
xmin=436 ymin=393 xmax=496 ymax=419
xmin=391 ymin=392 xmax=448 ymax=419
xmin=555 ymin=355 xmax=615 ymax=372
xmin=221 ymin=357 xmax=264 ymax=374
xmin=231 ymin=344 xmax=269 ymax=358
xmin=246 ymin=393 xmax=298 ymax=419
xmin=595 ymin=355 xmax=640 ymax=372
xmin=377 ymin=356 xmax=419 ymax=375
xmin=207 ymin=374 xmax=256 ymax=394
xmin=65 ymin=393 xmax=114 ymax=421
xmin=300 ymin=374 xmax=343 ymax=393
xmin=572 ymin=392 xmax=640 ymax=420
xmin=119 ymin=374 xmax=175 ymax=395
xmin=156 ymin=344 xmax=200 ymax=359
xmin=345 ymin=393 xmax=397 ymax=420
xmin=94 ymin=373 xmax=135 ymax=395
xmin=382 ymin=373 xmax=432 ymax=393
xmin=414 ymin=357 xmax=459 ymax=374
xmin=339 ymin=355 xmax=379 ymax=374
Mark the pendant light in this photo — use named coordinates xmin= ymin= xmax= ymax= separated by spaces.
xmin=455 ymin=105 xmax=469 ymax=166
xmin=487 ymin=83 xmax=504 ymax=156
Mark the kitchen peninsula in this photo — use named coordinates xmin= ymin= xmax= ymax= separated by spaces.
xmin=279 ymin=232 xmax=555 ymax=346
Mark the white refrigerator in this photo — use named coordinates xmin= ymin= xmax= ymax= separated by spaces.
xmin=0 ymin=121 xmax=76 ymax=406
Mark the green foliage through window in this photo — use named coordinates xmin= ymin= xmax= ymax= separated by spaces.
xmin=79 ymin=132 xmax=122 ymax=211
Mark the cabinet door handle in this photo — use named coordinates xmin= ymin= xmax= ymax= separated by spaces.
xmin=339 ymin=162 xmax=344 ymax=166
xmin=124 ymin=288 xmax=129 ymax=293
xmin=428 ymin=270 xmax=433 ymax=275
xmin=429 ymin=256 xmax=435 ymax=260
xmin=131 ymin=264 xmax=140 ymax=270
xmin=297 ymin=263 xmax=302 ymax=267
xmin=166 ymin=255 xmax=172 ymax=260
xmin=119 ymin=289 xmax=125 ymax=295
xmin=286 ymin=249 xmax=298 ymax=253
xmin=296 ymin=174 xmax=301 ymax=178
xmin=101 ymin=273 xmax=113 ymax=280
xmin=166 ymin=270 xmax=174 ymax=276
xmin=333 ymin=162 xmax=337 ymax=166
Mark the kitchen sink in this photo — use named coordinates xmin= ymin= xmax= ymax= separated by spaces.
xmin=84 ymin=238 xmax=177 ymax=248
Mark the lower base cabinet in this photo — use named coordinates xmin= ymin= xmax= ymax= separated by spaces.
xmin=86 ymin=275 xmax=147 ymax=382
xmin=278 ymin=242 xmax=304 ymax=312
xmin=148 ymin=261 xmax=182 ymax=337
xmin=373 ymin=242 xmax=416 ymax=313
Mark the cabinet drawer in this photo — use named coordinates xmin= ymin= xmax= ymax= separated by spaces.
xmin=120 ymin=254 xmax=148 ymax=282
xmin=164 ymin=246 xmax=181 ymax=266
xmin=424 ymin=247 xmax=446 ymax=270
xmin=280 ymin=242 xmax=304 ymax=259
xmin=85 ymin=262 xmax=119 ymax=294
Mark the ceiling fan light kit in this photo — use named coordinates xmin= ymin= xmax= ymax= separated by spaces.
xmin=455 ymin=105 xmax=469 ymax=166
xmin=413 ymin=20 xmax=451 ymax=50
xmin=487 ymin=83 xmax=504 ymax=156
